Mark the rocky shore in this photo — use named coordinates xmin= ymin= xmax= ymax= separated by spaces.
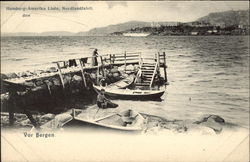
xmin=1 ymin=105 xmax=235 ymax=135
xmin=1 ymin=64 xmax=139 ymax=113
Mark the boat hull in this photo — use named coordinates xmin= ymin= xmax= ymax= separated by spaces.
xmin=62 ymin=109 xmax=145 ymax=132
xmin=93 ymin=85 xmax=165 ymax=100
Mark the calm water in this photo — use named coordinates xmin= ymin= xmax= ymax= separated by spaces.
xmin=1 ymin=36 xmax=249 ymax=128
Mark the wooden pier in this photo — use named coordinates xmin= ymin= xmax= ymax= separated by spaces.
xmin=1 ymin=51 xmax=168 ymax=127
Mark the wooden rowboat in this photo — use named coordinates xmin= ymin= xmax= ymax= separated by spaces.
xmin=93 ymin=84 xmax=165 ymax=100
xmin=101 ymin=74 xmax=135 ymax=89
xmin=62 ymin=109 xmax=145 ymax=131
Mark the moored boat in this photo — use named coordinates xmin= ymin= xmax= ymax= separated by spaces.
xmin=101 ymin=74 xmax=135 ymax=89
xmin=93 ymin=84 xmax=165 ymax=100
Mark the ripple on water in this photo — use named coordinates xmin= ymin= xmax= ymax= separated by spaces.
xmin=1 ymin=36 xmax=249 ymax=128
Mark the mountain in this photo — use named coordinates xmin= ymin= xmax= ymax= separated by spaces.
xmin=197 ymin=9 xmax=249 ymax=26
xmin=2 ymin=9 xmax=248 ymax=37
xmin=76 ymin=21 xmax=179 ymax=36
xmin=2 ymin=31 xmax=75 ymax=37
xmin=40 ymin=31 xmax=74 ymax=36
xmin=2 ymin=32 xmax=39 ymax=37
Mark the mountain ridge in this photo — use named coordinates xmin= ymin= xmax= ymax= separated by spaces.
xmin=2 ymin=9 xmax=249 ymax=36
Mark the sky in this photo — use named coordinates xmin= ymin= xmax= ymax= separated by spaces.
xmin=1 ymin=1 xmax=249 ymax=33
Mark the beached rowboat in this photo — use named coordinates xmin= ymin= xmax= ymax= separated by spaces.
xmin=104 ymin=74 xmax=135 ymax=89
xmin=62 ymin=109 xmax=145 ymax=131
xmin=93 ymin=84 xmax=165 ymax=100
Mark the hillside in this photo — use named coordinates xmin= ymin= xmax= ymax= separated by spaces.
xmin=76 ymin=21 xmax=179 ymax=36
xmin=40 ymin=31 xmax=74 ymax=36
xmin=197 ymin=9 xmax=249 ymax=26
xmin=2 ymin=9 xmax=248 ymax=37
xmin=2 ymin=31 xmax=75 ymax=37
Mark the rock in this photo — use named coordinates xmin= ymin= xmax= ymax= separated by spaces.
xmin=5 ymin=73 xmax=19 ymax=79
xmin=161 ymin=122 xmax=183 ymax=131
xmin=90 ymin=73 xmax=96 ymax=79
xmin=134 ymin=64 xmax=139 ymax=71
xmin=194 ymin=114 xmax=225 ymax=124
xmin=121 ymin=73 xmax=129 ymax=78
xmin=107 ymin=73 xmax=113 ymax=78
xmin=208 ymin=115 xmax=225 ymax=123
xmin=188 ymin=124 xmax=217 ymax=135
xmin=63 ymin=75 xmax=72 ymax=84
xmin=1 ymin=93 xmax=10 ymax=103
xmin=44 ymin=80 xmax=54 ymax=87
xmin=41 ymin=113 xmax=55 ymax=120
xmin=72 ymin=75 xmax=82 ymax=82
xmin=23 ymin=81 xmax=35 ymax=87
xmin=17 ymin=90 xmax=29 ymax=96
xmin=118 ymin=65 xmax=125 ymax=72
xmin=35 ymin=79 xmax=44 ymax=86
xmin=34 ymin=70 xmax=46 ymax=75
xmin=1 ymin=74 xmax=8 ymax=80
xmin=194 ymin=114 xmax=225 ymax=133
xmin=31 ymin=86 xmax=46 ymax=92
xmin=112 ymin=72 xmax=120 ymax=77
xmin=20 ymin=119 xmax=31 ymax=126
xmin=110 ymin=67 xmax=119 ymax=73
xmin=53 ymin=78 xmax=61 ymax=86
xmin=126 ymin=64 xmax=134 ymax=71
xmin=47 ymin=67 xmax=57 ymax=73
xmin=25 ymin=71 xmax=34 ymax=76
xmin=201 ymin=119 xmax=223 ymax=133
xmin=20 ymin=72 xmax=29 ymax=77
xmin=72 ymin=89 xmax=80 ymax=94
xmin=55 ymin=113 xmax=72 ymax=124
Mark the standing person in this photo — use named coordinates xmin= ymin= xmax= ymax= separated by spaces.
xmin=92 ymin=49 xmax=99 ymax=66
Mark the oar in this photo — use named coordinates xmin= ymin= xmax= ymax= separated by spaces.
xmin=94 ymin=107 xmax=100 ymax=119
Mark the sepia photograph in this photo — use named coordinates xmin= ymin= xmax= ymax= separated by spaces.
xmin=1 ymin=1 xmax=249 ymax=162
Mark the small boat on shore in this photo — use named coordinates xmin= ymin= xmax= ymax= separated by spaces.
xmin=102 ymin=74 xmax=135 ymax=89
xmin=62 ymin=109 xmax=145 ymax=131
xmin=93 ymin=84 xmax=165 ymax=100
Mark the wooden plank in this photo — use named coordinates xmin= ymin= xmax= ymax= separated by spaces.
xmin=79 ymin=60 xmax=87 ymax=88
xmin=124 ymin=52 xmax=127 ymax=72
xmin=100 ymin=56 xmax=105 ymax=77
xmin=112 ymin=54 xmax=115 ymax=63
xmin=124 ymin=54 xmax=140 ymax=57
xmin=114 ymin=58 xmax=139 ymax=61
xmin=126 ymin=52 xmax=141 ymax=55
xmin=163 ymin=52 xmax=168 ymax=82
xmin=56 ymin=62 xmax=65 ymax=89
xmin=150 ymin=62 xmax=158 ymax=89
xmin=157 ymin=52 xmax=160 ymax=71
xmin=109 ymin=54 xmax=112 ymax=64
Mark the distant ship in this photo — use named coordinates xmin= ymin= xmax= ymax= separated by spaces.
xmin=122 ymin=32 xmax=150 ymax=37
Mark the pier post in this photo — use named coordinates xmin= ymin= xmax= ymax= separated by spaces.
xmin=157 ymin=52 xmax=160 ymax=71
xmin=112 ymin=54 xmax=115 ymax=64
xmin=109 ymin=54 xmax=112 ymax=65
xmin=56 ymin=62 xmax=65 ymax=89
xmin=8 ymin=89 xmax=18 ymax=126
xmin=100 ymin=56 xmax=105 ymax=77
xmin=79 ymin=60 xmax=87 ymax=88
xmin=124 ymin=51 xmax=127 ymax=72
xmin=163 ymin=52 xmax=168 ymax=82
xmin=8 ymin=103 xmax=14 ymax=126
xmin=139 ymin=52 xmax=142 ymax=66
xmin=96 ymin=66 xmax=100 ymax=85
xmin=23 ymin=108 xmax=40 ymax=129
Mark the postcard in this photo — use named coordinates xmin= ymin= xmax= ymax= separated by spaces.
xmin=1 ymin=1 xmax=249 ymax=162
